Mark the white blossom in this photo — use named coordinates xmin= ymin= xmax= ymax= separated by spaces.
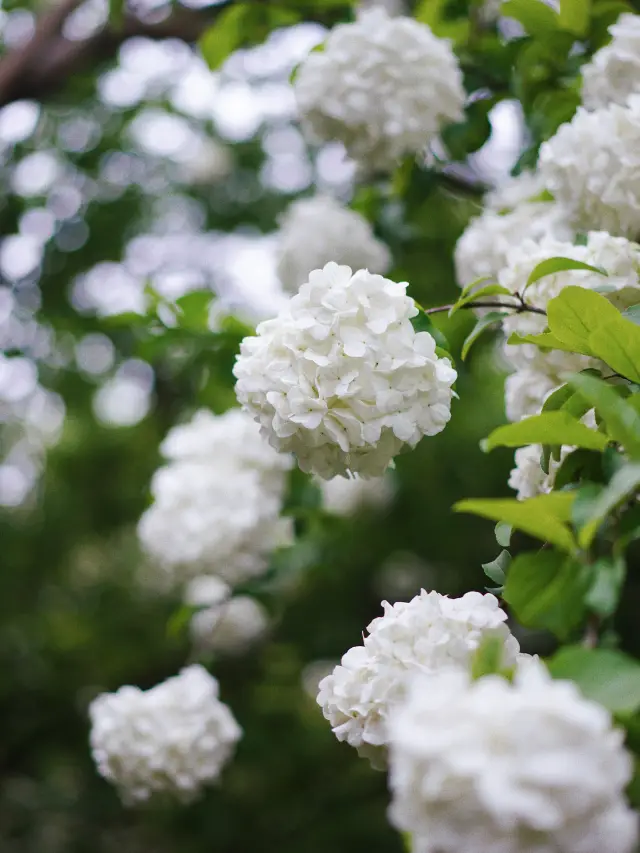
xmin=184 ymin=575 xmax=231 ymax=608
xmin=455 ymin=172 xmax=573 ymax=287
xmin=89 ymin=665 xmax=242 ymax=803
xmin=138 ymin=409 xmax=293 ymax=588
xmin=316 ymin=590 xmax=520 ymax=765
xmin=319 ymin=472 xmax=395 ymax=516
xmin=539 ymin=97 xmax=640 ymax=237
xmin=294 ymin=9 xmax=465 ymax=172
xmin=499 ymin=231 xmax=640 ymax=373
xmin=582 ymin=14 xmax=640 ymax=110
xmin=508 ymin=444 xmax=566 ymax=500
xmin=388 ymin=662 xmax=638 ymax=853
xmin=276 ymin=195 xmax=391 ymax=294
xmin=503 ymin=370 xmax=558 ymax=422
xmin=190 ymin=596 xmax=269 ymax=655
xmin=234 ymin=262 xmax=457 ymax=479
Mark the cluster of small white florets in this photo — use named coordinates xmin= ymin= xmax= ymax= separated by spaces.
xmin=499 ymin=231 xmax=640 ymax=423
xmin=185 ymin=576 xmax=269 ymax=655
xmin=388 ymin=663 xmax=638 ymax=853
xmin=294 ymin=9 xmax=465 ymax=172
xmin=318 ymin=472 xmax=395 ymax=517
xmin=89 ymin=665 xmax=242 ymax=803
xmin=276 ymin=195 xmax=391 ymax=294
xmin=454 ymin=171 xmax=573 ymax=288
xmin=582 ymin=14 xmax=640 ymax=110
xmin=137 ymin=408 xmax=293 ymax=588
xmin=539 ymin=96 xmax=640 ymax=237
xmin=234 ymin=263 xmax=457 ymax=480
xmin=508 ymin=444 xmax=567 ymax=500
xmin=316 ymin=590 xmax=521 ymax=766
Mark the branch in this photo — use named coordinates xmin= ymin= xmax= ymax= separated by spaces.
xmin=422 ymin=300 xmax=547 ymax=316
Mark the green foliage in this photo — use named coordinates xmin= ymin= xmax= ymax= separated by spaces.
xmin=501 ymin=0 xmax=560 ymax=36
xmin=481 ymin=548 xmax=510 ymax=592
xmin=567 ymin=373 xmax=640 ymax=457
xmin=524 ymin=257 xmax=607 ymax=292
xmin=455 ymin=493 xmax=578 ymax=553
xmin=470 ymin=635 xmax=512 ymax=680
xmin=484 ymin=411 xmax=609 ymax=452
xmin=461 ymin=311 xmax=509 ymax=360
xmin=548 ymin=646 xmax=640 ymax=713
xmin=200 ymin=4 xmax=300 ymax=71
xmin=559 ymin=0 xmax=591 ymax=35
xmin=503 ymin=550 xmax=593 ymax=638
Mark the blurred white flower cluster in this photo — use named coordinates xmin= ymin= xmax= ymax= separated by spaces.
xmin=388 ymin=663 xmax=637 ymax=853
xmin=276 ymin=195 xmax=390 ymax=293
xmin=294 ymin=9 xmax=465 ymax=171
xmin=316 ymin=590 xmax=520 ymax=766
xmin=318 ymin=472 xmax=395 ymax=516
xmin=89 ymin=665 xmax=241 ymax=803
xmin=185 ymin=576 xmax=269 ymax=656
xmin=508 ymin=444 xmax=567 ymax=501
xmin=234 ymin=262 xmax=457 ymax=479
xmin=582 ymin=14 xmax=640 ymax=109
xmin=539 ymin=96 xmax=640 ymax=237
xmin=137 ymin=408 xmax=293 ymax=588
xmin=454 ymin=171 xmax=572 ymax=288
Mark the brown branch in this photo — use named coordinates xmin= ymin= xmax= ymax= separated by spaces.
xmin=421 ymin=301 xmax=547 ymax=317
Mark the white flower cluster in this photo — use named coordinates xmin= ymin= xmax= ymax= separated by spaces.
xmin=234 ymin=263 xmax=457 ymax=479
xmin=319 ymin=472 xmax=395 ymax=517
xmin=316 ymin=590 xmax=520 ymax=765
xmin=185 ymin=576 xmax=269 ymax=655
xmin=137 ymin=408 xmax=293 ymax=588
xmin=582 ymin=14 xmax=640 ymax=110
xmin=294 ymin=9 xmax=465 ymax=172
xmin=455 ymin=172 xmax=572 ymax=288
xmin=388 ymin=663 xmax=638 ymax=853
xmin=500 ymin=231 xmax=640 ymax=418
xmin=276 ymin=195 xmax=391 ymax=294
xmin=539 ymin=97 xmax=640 ymax=237
xmin=508 ymin=444 xmax=566 ymax=500
xmin=89 ymin=665 xmax=242 ymax=803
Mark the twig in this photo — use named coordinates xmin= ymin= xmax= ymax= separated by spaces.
xmin=421 ymin=300 xmax=547 ymax=316
xmin=582 ymin=613 xmax=601 ymax=649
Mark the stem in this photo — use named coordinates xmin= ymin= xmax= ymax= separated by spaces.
xmin=421 ymin=301 xmax=547 ymax=316
xmin=582 ymin=613 xmax=601 ymax=649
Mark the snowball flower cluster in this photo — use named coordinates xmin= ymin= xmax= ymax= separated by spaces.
xmin=582 ymin=14 xmax=640 ymax=110
xmin=190 ymin=596 xmax=269 ymax=655
xmin=276 ymin=195 xmax=391 ymax=294
xmin=138 ymin=408 xmax=293 ymax=588
xmin=455 ymin=172 xmax=572 ymax=287
xmin=234 ymin=263 xmax=456 ymax=479
xmin=508 ymin=444 xmax=566 ymax=500
xmin=539 ymin=97 xmax=640 ymax=237
xmin=503 ymin=370 xmax=558 ymax=423
xmin=89 ymin=665 xmax=242 ymax=803
xmin=319 ymin=472 xmax=395 ymax=516
xmin=294 ymin=9 xmax=465 ymax=172
xmin=388 ymin=662 xmax=638 ymax=853
xmin=316 ymin=590 xmax=520 ymax=765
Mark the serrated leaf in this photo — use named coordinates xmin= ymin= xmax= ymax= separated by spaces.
xmin=525 ymin=258 xmax=607 ymax=291
xmin=548 ymin=646 xmax=640 ymax=713
xmin=455 ymin=493 xmax=577 ymax=553
xmin=575 ymin=463 xmax=640 ymax=548
xmin=461 ymin=311 xmax=508 ymax=360
xmin=566 ymin=373 xmax=640 ymax=457
xmin=482 ymin=549 xmax=510 ymax=585
xmin=503 ymin=550 xmax=592 ymax=639
xmin=484 ymin=411 xmax=609 ymax=452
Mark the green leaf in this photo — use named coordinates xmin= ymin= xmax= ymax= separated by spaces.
xmin=411 ymin=311 xmax=450 ymax=351
xmin=495 ymin=522 xmax=512 ymax=547
xmin=548 ymin=646 xmax=640 ymax=713
xmin=108 ymin=0 xmax=124 ymax=29
xmin=525 ymin=258 xmax=607 ymax=291
xmin=459 ymin=275 xmax=494 ymax=301
xmin=507 ymin=331 xmax=580 ymax=354
xmin=623 ymin=304 xmax=640 ymax=326
xmin=448 ymin=284 xmax=512 ymax=318
xmin=586 ymin=555 xmax=626 ymax=618
xmin=503 ymin=550 xmax=593 ymax=638
xmin=575 ymin=463 xmax=640 ymax=548
xmin=441 ymin=96 xmax=499 ymax=161
xmin=484 ymin=411 xmax=608 ymax=452
xmin=589 ymin=319 xmax=640 ymax=383
xmin=547 ymin=286 xmax=618 ymax=355
xmin=461 ymin=311 xmax=508 ymax=360
xmin=482 ymin=549 xmax=510 ymax=586
xmin=455 ymin=493 xmax=578 ymax=553
xmin=470 ymin=635 xmax=511 ymax=680
xmin=567 ymin=373 xmax=640 ymax=457
xmin=554 ymin=448 xmax=605 ymax=489
xmin=199 ymin=4 xmax=253 ymax=70
xmin=175 ymin=290 xmax=214 ymax=332
xmin=559 ymin=0 xmax=590 ymax=35
xmin=502 ymin=0 xmax=560 ymax=36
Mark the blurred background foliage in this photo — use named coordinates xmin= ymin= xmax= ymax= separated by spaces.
xmin=1 ymin=0 xmax=638 ymax=850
